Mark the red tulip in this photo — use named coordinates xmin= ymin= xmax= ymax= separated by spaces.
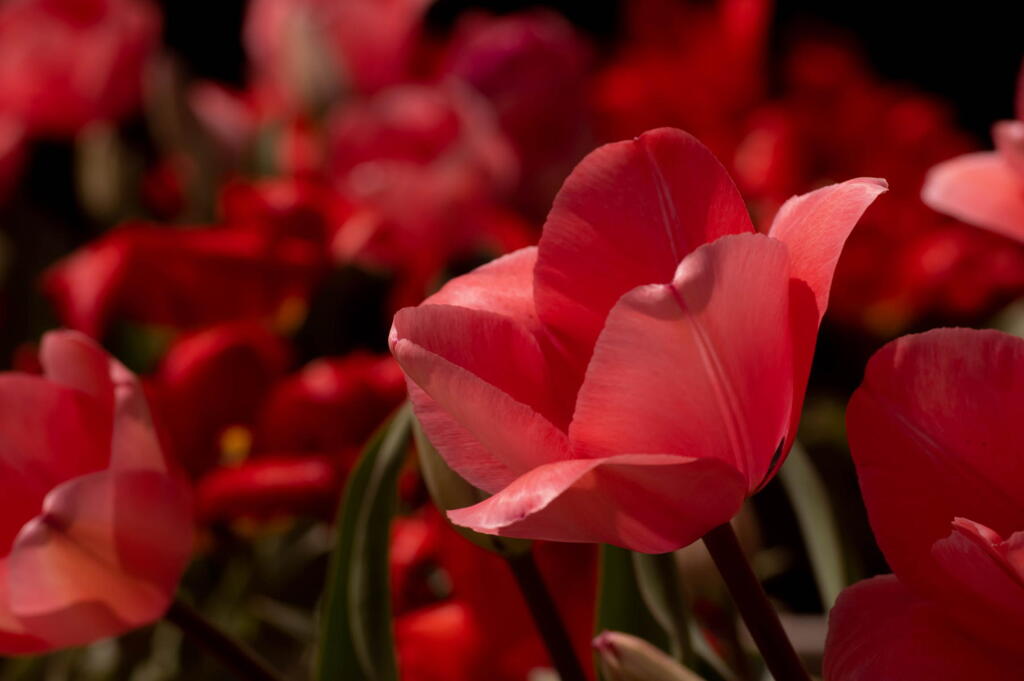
xmin=0 ymin=0 xmax=159 ymax=136
xmin=825 ymin=328 xmax=1024 ymax=679
xmin=255 ymin=353 xmax=406 ymax=455
xmin=196 ymin=455 xmax=339 ymax=523
xmin=0 ymin=116 xmax=24 ymax=200
xmin=0 ymin=331 xmax=192 ymax=654
xmin=390 ymin=127 xmax=885 ymax=552
xmin=42 ymin=222 xmax=327 ymax=338
xmin=922 ymin=63 xmax=1024 ymax=243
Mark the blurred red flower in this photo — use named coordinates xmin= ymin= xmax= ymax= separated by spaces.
xmin=0 ymin=331 xmax=192 ymax=654
xmin=826 ymin=328 xmax=1024 ymax=679
xmin=391 ymin=128 xmax=883 ymax=552
xmin=43 ymin=222 xmax=328 ymax=338
xmin=392 ymin=509 xmax=596 ymax=681
xmin=922 ymin=62 xmax=1024 ymax=243
xmin=0 ymin=0 xmax=160 ymax=136
xmin=143 ymin=327 xmax=405 ymax=521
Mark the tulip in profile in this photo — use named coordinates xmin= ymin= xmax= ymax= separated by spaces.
xmin=922 ymin=64 xmax=1024 ymax=242
xmin=390 ymin=127 xmax=885 ymax=552
xmin=825 ymin=328 xmax=1024 ymax=680
xmin=0 ymin=331 xmax=193 ymax=654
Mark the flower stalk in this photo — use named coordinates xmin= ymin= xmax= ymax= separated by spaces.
xmin=165 ymin=598 xmax=286 ymax=681
xmin=505 ymin=551 xmax=588 ymax=681
xmin=702 ymin=523 xmax=811 ymax=681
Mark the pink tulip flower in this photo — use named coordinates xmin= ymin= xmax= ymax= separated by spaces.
xmin=390 ymin=127 xmax=885 ymax=552
xmin=0 ymin=331 xmax=192 ymax=654
xmin=922 ymin=64 xmax=1024 ymax=242
xmin=825 ymin=328 xmax=1024 ymax=679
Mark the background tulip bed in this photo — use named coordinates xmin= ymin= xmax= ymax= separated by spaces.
xmin=0 ymin=0 xmax=1021 ymax=680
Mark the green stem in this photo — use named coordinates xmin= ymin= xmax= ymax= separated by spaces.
xmin=702 ymin=523 xmax=810 ymax=681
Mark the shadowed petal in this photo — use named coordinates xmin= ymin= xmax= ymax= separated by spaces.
xmin=448 ymin=454 xmax=747 ymax=554
xmin=824 ymin=575 xmax=1021 ymax=681
xmin=927 ymin=519 xmax=1024 ymax=650
xmin=846 ymin=328 xmax=1024 ymax=599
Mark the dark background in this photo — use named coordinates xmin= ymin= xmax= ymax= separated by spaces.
xmin=162 ymin=0 xmax=1024 ymax=138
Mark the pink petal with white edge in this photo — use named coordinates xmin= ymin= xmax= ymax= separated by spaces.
xmin=928 ymin=519 xmax=1024 ymax=651
xmin=824 ymin=575 xmax=1021 ymax=681
xmin=570 ymin=233 xmax=793 ymax=490
xmin=447 ymin=453 xmax=747 ymax=554
xmin=7 ymin=470 xmax=192 ymax=649
xmin=847 ymin=328 xmax=1024 ymax=599
xmin=922 ymin=151 xmax=1024 ymax=243
xmin=534 ymin=128 xmax=754 ymax=363
xmin=767 ymin=177 xmax=887 ymax=324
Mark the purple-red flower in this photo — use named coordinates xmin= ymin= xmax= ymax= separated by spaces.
xmin=0 ymin=331 xmax=192 ymax=654
xmin=390 ymin=127 xmax=885 ymax=552
xmin=922 ymin=63 xmax=1024 ymax=243
xmin=825 ymin=328 xmax=1024 ymax=680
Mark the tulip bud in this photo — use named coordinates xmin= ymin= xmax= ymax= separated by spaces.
xmin=412 ymin=415 xmax=530 ymax=556
xmin=593 ymin=631 xmax=706 ymax=681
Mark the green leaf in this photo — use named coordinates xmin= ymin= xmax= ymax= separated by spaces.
xmin=317 ymin=404 xmax=413 ymax=681
xmin=594 ymin=545 xmax=670 ymax=672
xmin=631 ymin=552 xmax=692 ymax=664
xmin=412 ymin=415 xmax=530 ymax=556
xmin=778 ymin=441 xmax=846 ymax=609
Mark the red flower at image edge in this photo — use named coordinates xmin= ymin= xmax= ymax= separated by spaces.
xmin=923 ymin=64 xmax=1024 ymax=243
xmin=390 ymin=127 xmax=885 ymax=552
xmin=0 ymin=331 xmax=192 ymax=654
xmin=825 ymin=328 xmax=1024 ymax=680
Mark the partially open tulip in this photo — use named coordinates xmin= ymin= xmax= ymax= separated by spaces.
xmin=825 ymin=328 xmax=1024 ymax=680
xmin=390 ymin=127 xmax=885 ymax=552
xmin=0 ymin=331 xmax=192 ymax=654
xmin=922 ymin=64 xmax=1024 ymax=242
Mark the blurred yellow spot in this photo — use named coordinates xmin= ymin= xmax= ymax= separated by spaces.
xmin=274 ymin=296 xmax=309 ymax=335
xmin=219 ymin=425 xmax=253 ymax=467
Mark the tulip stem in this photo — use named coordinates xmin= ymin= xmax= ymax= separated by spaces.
xmin=702 ymin=523 xmax=810 ymax=681
xmin=506 ymin=551 xmax=588 ymax=681
xmin=166 ymin=598 xmax=286 ymax=681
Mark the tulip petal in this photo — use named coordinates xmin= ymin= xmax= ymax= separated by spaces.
xmin=40 ymin=330 xmax=166 ymax=474
xmin=922 ymin=151 xmax=1024 ymax=243
xmin=534 ymin=127 xmax=754 ymax=362
xmin=447 ymin=453 xmax=747 ymax=554
xmin=993 ymin=120 xmax=1024 ymax=177
xmin=0 ymin=376 xmax=108 ymax=552
xmin=824 ymin=575 xmax=1020 ymax=681
xmin=424 ymin=246 xmax=540 ymax=331
xmin=570 ymin=233 xmax=793 ymax=490
xmin=39 ymin=330 xmax=114 ymax=408
xmin=927 ymin=519 xmax=1024 ymax=650
xmin=391 ymin=332 xmax=571 ymax=493
xmin=846 ymin=328 xmax=1024 ymax=600
xmin=767 ymin=177 xmax=887 ymax=323
xmin=6 ymin=470 xmax=192 ymax=648
xmin=0 ymin=561 xmax=48 ymax=654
